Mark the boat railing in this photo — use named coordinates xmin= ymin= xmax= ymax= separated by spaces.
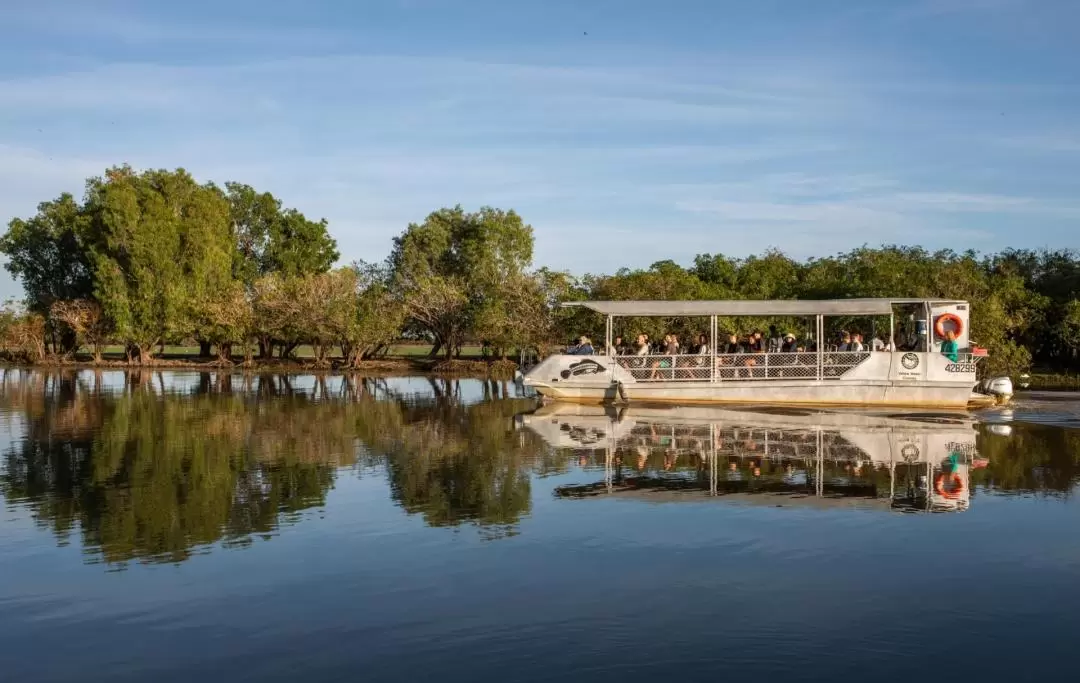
xmin=615 ymin=351 xmax=872 ymax=382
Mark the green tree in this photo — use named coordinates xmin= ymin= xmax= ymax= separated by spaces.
xmin=82 ymin=167 xmax=235 ymax=363
xmin=225 ymin=182 xmax=339 ymax=284
xmin=0 ymin=193 xmax=94 ymax=316
xmin=389 ymin=206 xmax=534 ymax=358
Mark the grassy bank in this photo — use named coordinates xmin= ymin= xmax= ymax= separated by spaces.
xmin=1022 ymin=372 xmax=1080 ymax=391
xmin=3 ymin=343 xmax=519 ymax=378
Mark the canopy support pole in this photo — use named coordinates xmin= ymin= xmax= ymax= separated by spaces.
xmin=924 ymin=301 xmax=932 ymax=352
xmin=605 ymin=315 xmax=613 ymax=355
xmin=816 ymin=314 xmax=824 ymax=380
xmin=710 ymin=315 xmax=717 ymax=382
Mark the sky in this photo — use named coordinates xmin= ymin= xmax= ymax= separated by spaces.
xmin=1 ymin=0 xmax=1079 ymax=301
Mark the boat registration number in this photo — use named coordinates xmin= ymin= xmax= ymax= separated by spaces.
xmin=944 ymin=362 xmax=977 ymax=373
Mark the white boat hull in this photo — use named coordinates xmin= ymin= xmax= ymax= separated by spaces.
xmin=524 ymin=352 xmax=987 ymax=409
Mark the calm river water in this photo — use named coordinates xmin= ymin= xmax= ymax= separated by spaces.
xmin=2 ymin=369 xmax=1079 ymax=682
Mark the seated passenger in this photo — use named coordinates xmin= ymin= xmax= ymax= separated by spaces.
xmin=767 ymin=325 xmax=784 ymax=354
xmin=568 ymin=336 xmax=594 ymax=355
xmin=634 ymin=334 xmax=650 ymax=356
xmin=748 ymin=331 xmax=764 ymax=353
xmin=695 ymin=334 xmax=710 ymax=355
xmin=941 ymin=330 xmax=959 ymax=362
xmin=781 ymin=333 xmax=797 ymax=352
xmin=724 ymin=334 xmax=741 ymax=354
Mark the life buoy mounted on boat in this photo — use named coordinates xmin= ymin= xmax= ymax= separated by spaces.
xmin=934 ymin=472 xmax=964 ymax=499
xmin=933 ymin=313 xmax=964 ymax=339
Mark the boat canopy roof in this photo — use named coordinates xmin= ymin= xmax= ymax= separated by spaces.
xmin=562 ymin=298 xmax=968 ymax=317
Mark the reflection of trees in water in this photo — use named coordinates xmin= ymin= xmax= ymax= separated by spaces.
xmin=973 ymin=424 xmax=1080 ymax=494
xmin=0 ymin=370 xmax=547 ymax=566
xmin=350 ymin=377 xmax=544 ymax=535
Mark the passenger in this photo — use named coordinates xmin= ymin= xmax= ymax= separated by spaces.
xmin=838 ymin=332 xmax=852 ymax=352
xmin=941 ymin=329 xmax=959 ymax=362
xmin=568 ymin=336 xmax=594 ymax=355
xmin=742 ymin=333 xmax=760 ymax=376
xmin=607 ymin=335 xmax=625 ymax=356
xmin=695 ymin=334 xmax=710 ymax=355
xmin=634 ymin=334 xmax=649 ymax=355
xmin=667 ymin=334 xmax=681 ymax=355
xmin=871 ymin=335 xmax=886 ymax=352
xmin=781 ymin=333 xmax=797 ymax=352
xmin=850 ymin=333 xmax=865 ymax=352
xmin=724 ymin=333 xmax=741 ymax=354
xmin=767 ymin=325 xmax=784 ymax=354
xmin=749 ymin=330 xmax=764 ymax=353
xmin=650 ymin=334 xmax=674 ymax=379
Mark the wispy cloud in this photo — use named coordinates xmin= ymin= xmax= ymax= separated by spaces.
xmin=901 ymin=0 xmax=1027 ymax=16
xmin=1 ymin=0 xmax=1078 ymax=297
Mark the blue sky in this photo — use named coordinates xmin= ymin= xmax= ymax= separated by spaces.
xmin=1 ymin=0 xmax=1079 ymax=300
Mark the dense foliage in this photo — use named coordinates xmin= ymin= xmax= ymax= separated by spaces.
xmin=3 ymin=165 xmax=1080 ymax=374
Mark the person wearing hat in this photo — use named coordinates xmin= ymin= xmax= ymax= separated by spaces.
xmin=568 ymin=335 xmax=594 ymax=355
xmin=781 ymin=332 xmax=797 ymax=353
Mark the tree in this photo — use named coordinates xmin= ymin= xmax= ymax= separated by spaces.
xmin=225 ymin=182 xmax=339 ymax=284
xmin=0 ymin=193 xmax=94 ymax=316
xmin=82 ymin=166 xmax=235 ymax=363
xmin=251 ymin=273 xmax=306 ymax=360
xmin=49 ymin=300 xmax=111 ymax=362
xmin=1056 ymin=300 xmax=1080 ymax=366
xmin=389 ymin=206 xmax=534 ymax=358
xmin=0 ymin=304 xmax=47 ymax=362
xmin=342 ymin=262 xmax=407 ymax=366
xmin=193 ymin=282 xmax=254 ymax=363
xmin=473 ymin=273 xmax=551 ymax=358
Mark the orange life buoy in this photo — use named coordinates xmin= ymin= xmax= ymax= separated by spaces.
xmin=934 ymin=472 xmax=964 ymax=499
xmin=934 ymin=313 xmax=964 ymax=339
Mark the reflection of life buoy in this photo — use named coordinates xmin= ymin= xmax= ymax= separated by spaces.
xmin=934 ymin=472 xmax=964 ymax=499
xmin=934 ymin=313 xmax=964 ymax=339
xmin=900 ymin=443 xmax=920 ymax=461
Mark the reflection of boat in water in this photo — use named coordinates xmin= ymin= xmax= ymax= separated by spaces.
xmin=519 ymin=403 xmax=984 ymax=513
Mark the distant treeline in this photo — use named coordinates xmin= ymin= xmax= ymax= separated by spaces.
xmin=2 ymin=165 xmax=1079 ymax=375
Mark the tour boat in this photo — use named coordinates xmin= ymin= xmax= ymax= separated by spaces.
xmin=522 ymin=298 xmax=1013 ymax=409
xmin=519 ymin=402 xmax=983 ymax=512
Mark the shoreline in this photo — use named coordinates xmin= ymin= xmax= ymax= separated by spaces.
xmin=1 ymin=355 xmax=519 ymax=379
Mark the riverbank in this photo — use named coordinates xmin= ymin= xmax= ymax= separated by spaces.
xmin=1024 ymin=372 xmax=1080 ymax=391
xmin=0 ymin=351 xmax=520 ymax=378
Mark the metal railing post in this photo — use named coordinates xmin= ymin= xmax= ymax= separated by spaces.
xmin=816 ymin=314 xmax=824 ymax=380
xmin=710 ymin=315 xmax=717 ymax=383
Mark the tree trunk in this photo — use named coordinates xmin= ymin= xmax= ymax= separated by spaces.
xmin=138 ymin=346 xmax=156 ymax=365
xmin=429 ymin=337 xmax=443 ymax=358
xmin=59 ymin=328 xmax=78 ymax=357
xmin=132 ymin=341 xmax=158 ymax=365
xmin=216 ymin=343 xmax=233 ymax=363
xmin=198 ymin=340 xmax=212 ymax=358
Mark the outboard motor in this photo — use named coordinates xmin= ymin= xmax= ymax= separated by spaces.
xmin=977 ymin=376 xmax=1014 ymax=400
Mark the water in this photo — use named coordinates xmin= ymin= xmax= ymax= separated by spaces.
xmin=2 ymin=369 xmax=1079 ymax=682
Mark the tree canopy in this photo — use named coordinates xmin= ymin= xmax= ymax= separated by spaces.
xmin=2 ymin=163 xmax=1080 ymax=373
